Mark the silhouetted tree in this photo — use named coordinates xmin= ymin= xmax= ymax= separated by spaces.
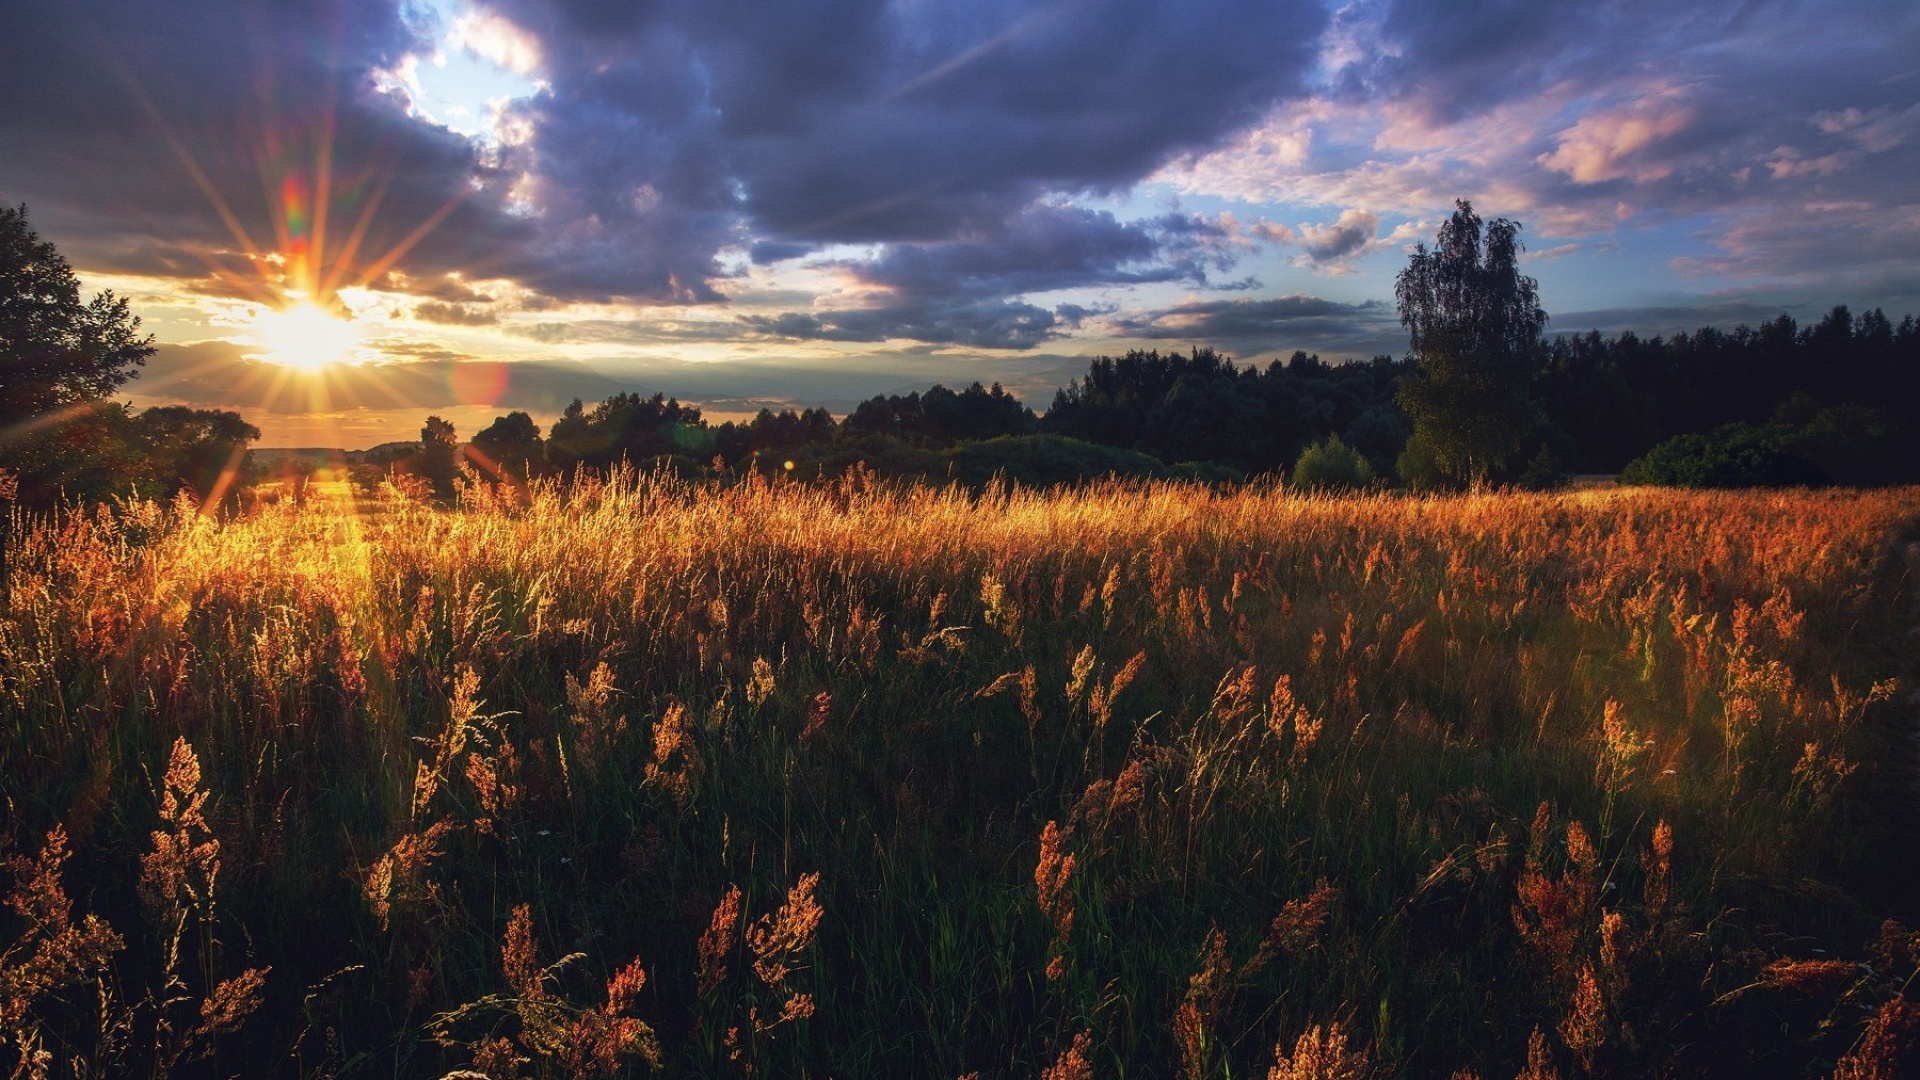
xmin=1043 ymin=347 xmax=1407 ymax=477
xmin=128 ymin=406 xmax=261 ymax=508
xmin=419 ymin=415 xmax=459 ymax=499
xmin=0 ymin=204 xmax=154 ymax=420
xmin=842 ymin=383 xmax=1032 ymax=446
xmin=546 ymin=393 xmax=706 ymax=473
xmin=1394 ymin=200 xmax=1548 ymax=485
xmin=1535 ymin=306 xmax=1920 ymax=478
xmin=1 ymin=204 xmax=158 ymax=506
xmin=470 ymin=410 xmax=545 ymax=482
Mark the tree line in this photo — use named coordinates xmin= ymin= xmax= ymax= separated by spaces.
xmin=5 ymin=199 xmax=1919 ymax=512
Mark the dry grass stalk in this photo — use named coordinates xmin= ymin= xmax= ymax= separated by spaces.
xmin=1267 ymin=1021 xmax=1369 ymax=1080
xmin=1040 ymin=1031 xmax=1093 ymax=1080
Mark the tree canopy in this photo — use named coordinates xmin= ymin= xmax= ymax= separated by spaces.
xmin=0 ymin=204 xmax=154 ymax=420
xmin=1393 ymin=200 xmax=1548 ymax=485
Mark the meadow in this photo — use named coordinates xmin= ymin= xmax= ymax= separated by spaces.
xmin=2 ymin=472 xmax=1917 ymax=1079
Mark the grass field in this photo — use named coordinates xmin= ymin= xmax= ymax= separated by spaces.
xmin=3 ymin=473 xmax=1918 ymax=1079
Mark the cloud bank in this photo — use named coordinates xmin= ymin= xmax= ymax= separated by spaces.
xmin=4 ymin=0 xmax=1915 ymax=385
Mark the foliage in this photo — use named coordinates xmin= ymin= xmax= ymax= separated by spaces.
xmin=0 ymin=208 xmax=261 ymax=510
xmin=470 ymin=411 xmax=545 ymax=484
xmin=125 ymin=406 xmax=261 ymax=506
xmin=1394 ymin=200 xmax=1549 ymax=486
xmin=2 ymin=478 xmax=1917 ymax=1077
xmin=840 ymin=382 xmax=1033 ymax=446
xmin=411 ymin=416 xmax=459 ymax=501
xmin=1044 ymin=348 xmax=1405 ymax=477
xmin=1620 ymin=424 xmax=1827 ymax=489
xmin=0 ymin=204 xmax=153 ymax=421
xmin=945 ymin=435 xmax=1234 ymax=488
xmin=3 ymin=402 xmax=260 ymax=508
xmin=546 ymin=393 xmax=707 ymax=475
xmin=1537 ymin=306 xmax=1920 ymax=477
xmin=1287 ymin=435 xmax=1374 ymax=493
xmin=1617 ymin=395 xmax=1913 ymax=489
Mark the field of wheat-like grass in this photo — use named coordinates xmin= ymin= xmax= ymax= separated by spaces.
xmin=3 ymin=473 xmax=1918 ymax=1079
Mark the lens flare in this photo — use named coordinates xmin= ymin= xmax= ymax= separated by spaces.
xmin=243 ymin=299 xmax=360 ymax=372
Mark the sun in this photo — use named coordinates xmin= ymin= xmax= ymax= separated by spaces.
xmin=243 ymin=299 xmax=360 ymax=371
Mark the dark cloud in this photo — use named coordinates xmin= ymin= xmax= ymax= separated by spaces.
xmin=740 ymin=204 xmax=1246 ymax=349
xmin=377 ymin=272 xmax=493 ymax=302
xmin=1298 ymin=210 xmax=1378 ymax=263
xmin=854 ymin=205 xmax=1234 ymax=294
xmin=750 ymin=240 xmax=815 ymax=265
xmin=741 ymin=297 xmax=1059 ymax=350
xmin=12 ymin=0 xmax=1917 ymax=364
xmin=0 ymin=0 xmax=556 ymax=308
xmin=1114 ymin=295 xmax=1398 ymax=355
xmin=5 ymin=0 xmax=1331 ymax=316
xmin=668 ymin=0 xmax=1327 ymax=242
xmin=508 ymin=318 xmax=757 ymax=346
xmin=414 ymin=301 xmax=499 ymax=326
xmin=1259 ymin=0 xmax=1920 ymax=293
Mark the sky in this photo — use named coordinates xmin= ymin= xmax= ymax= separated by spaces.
xmin=4 ymin=0 xmax=1917 ymax=447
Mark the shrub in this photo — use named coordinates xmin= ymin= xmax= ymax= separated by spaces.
xmin=1620 ymin=423 xmax=1829 ymax=488
xmin=1289 ymin=435 xmax=1375 ymax=493
xmin=1393 ymin=429 xmax=1450 ymax=491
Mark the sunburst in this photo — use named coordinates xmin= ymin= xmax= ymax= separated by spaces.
xmin=240 ymin=298 xmax=362 ymax=372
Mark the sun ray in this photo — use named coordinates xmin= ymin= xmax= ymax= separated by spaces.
xmin=241 ymin=299 xmax=362 ymax=372
xmin=355 ymin=186 xmax=473 ymax=288
xmin=323 ymin=170 xmax=393 ymax=297
xmin=114 ymin=65 xmax=270 ymax=267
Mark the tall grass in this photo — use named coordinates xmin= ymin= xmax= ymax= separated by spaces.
xmin=2 ymin=472 xmax=1917 ymax=1078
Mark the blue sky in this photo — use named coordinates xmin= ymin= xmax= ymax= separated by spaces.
xmin=4 ymin=0 xmax=1917 ymax=444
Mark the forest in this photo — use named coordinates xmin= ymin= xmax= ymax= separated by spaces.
xmin=379 ymin=302 xmax=1920 ymax=501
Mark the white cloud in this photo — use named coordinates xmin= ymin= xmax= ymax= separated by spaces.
xmin=1537 ymin=91 xmax=1696 ymax=184
xmin=447 ymin=11 xmax=545 ymax=79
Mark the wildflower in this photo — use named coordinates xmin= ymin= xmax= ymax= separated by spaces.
xmin=195 ymin=967 xmax=270 ymax=1046
xmin=1 ymin=826 xmax=124 ymax=1032
xmin=503 ymin=903 xmax=543 ymax=1000
xmin=1066 ymin=645 xmax=1097 ymax=704
xmin=1248 ymin=881 xmax=1337 ymax=973
xmin=746 ymin=657 xmax=776 ymax=708
xmin=803 ymin=691 xmax=831 ymax=741
xmin=1643 ymin=820 xmax=1672 ymax=913
xmin=566 ymin=661 xmax=623 ymax=759
xmin=1557 ymin=964 xmax=1608 ymax=1066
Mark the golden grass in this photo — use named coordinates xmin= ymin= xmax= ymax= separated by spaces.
xmin=1 ymin=472 xmax=1917 ymax=1077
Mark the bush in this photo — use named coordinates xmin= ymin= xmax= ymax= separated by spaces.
xmin=1620 ymin=422 xmax=1829 ymax=488
xmin=1289 ymin=435 xmax=1375 ymax=493
xmin=1771 ymin=399 xmax=1916 ymax=486
xmin=1392 ymin=430 xmax=1450 ymax=492
xmin=945 ymin=435 xmax=1189 ymax=487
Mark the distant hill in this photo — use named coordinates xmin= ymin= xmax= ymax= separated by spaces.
xmin=251 ymin=442 xmax=420 ymax=466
